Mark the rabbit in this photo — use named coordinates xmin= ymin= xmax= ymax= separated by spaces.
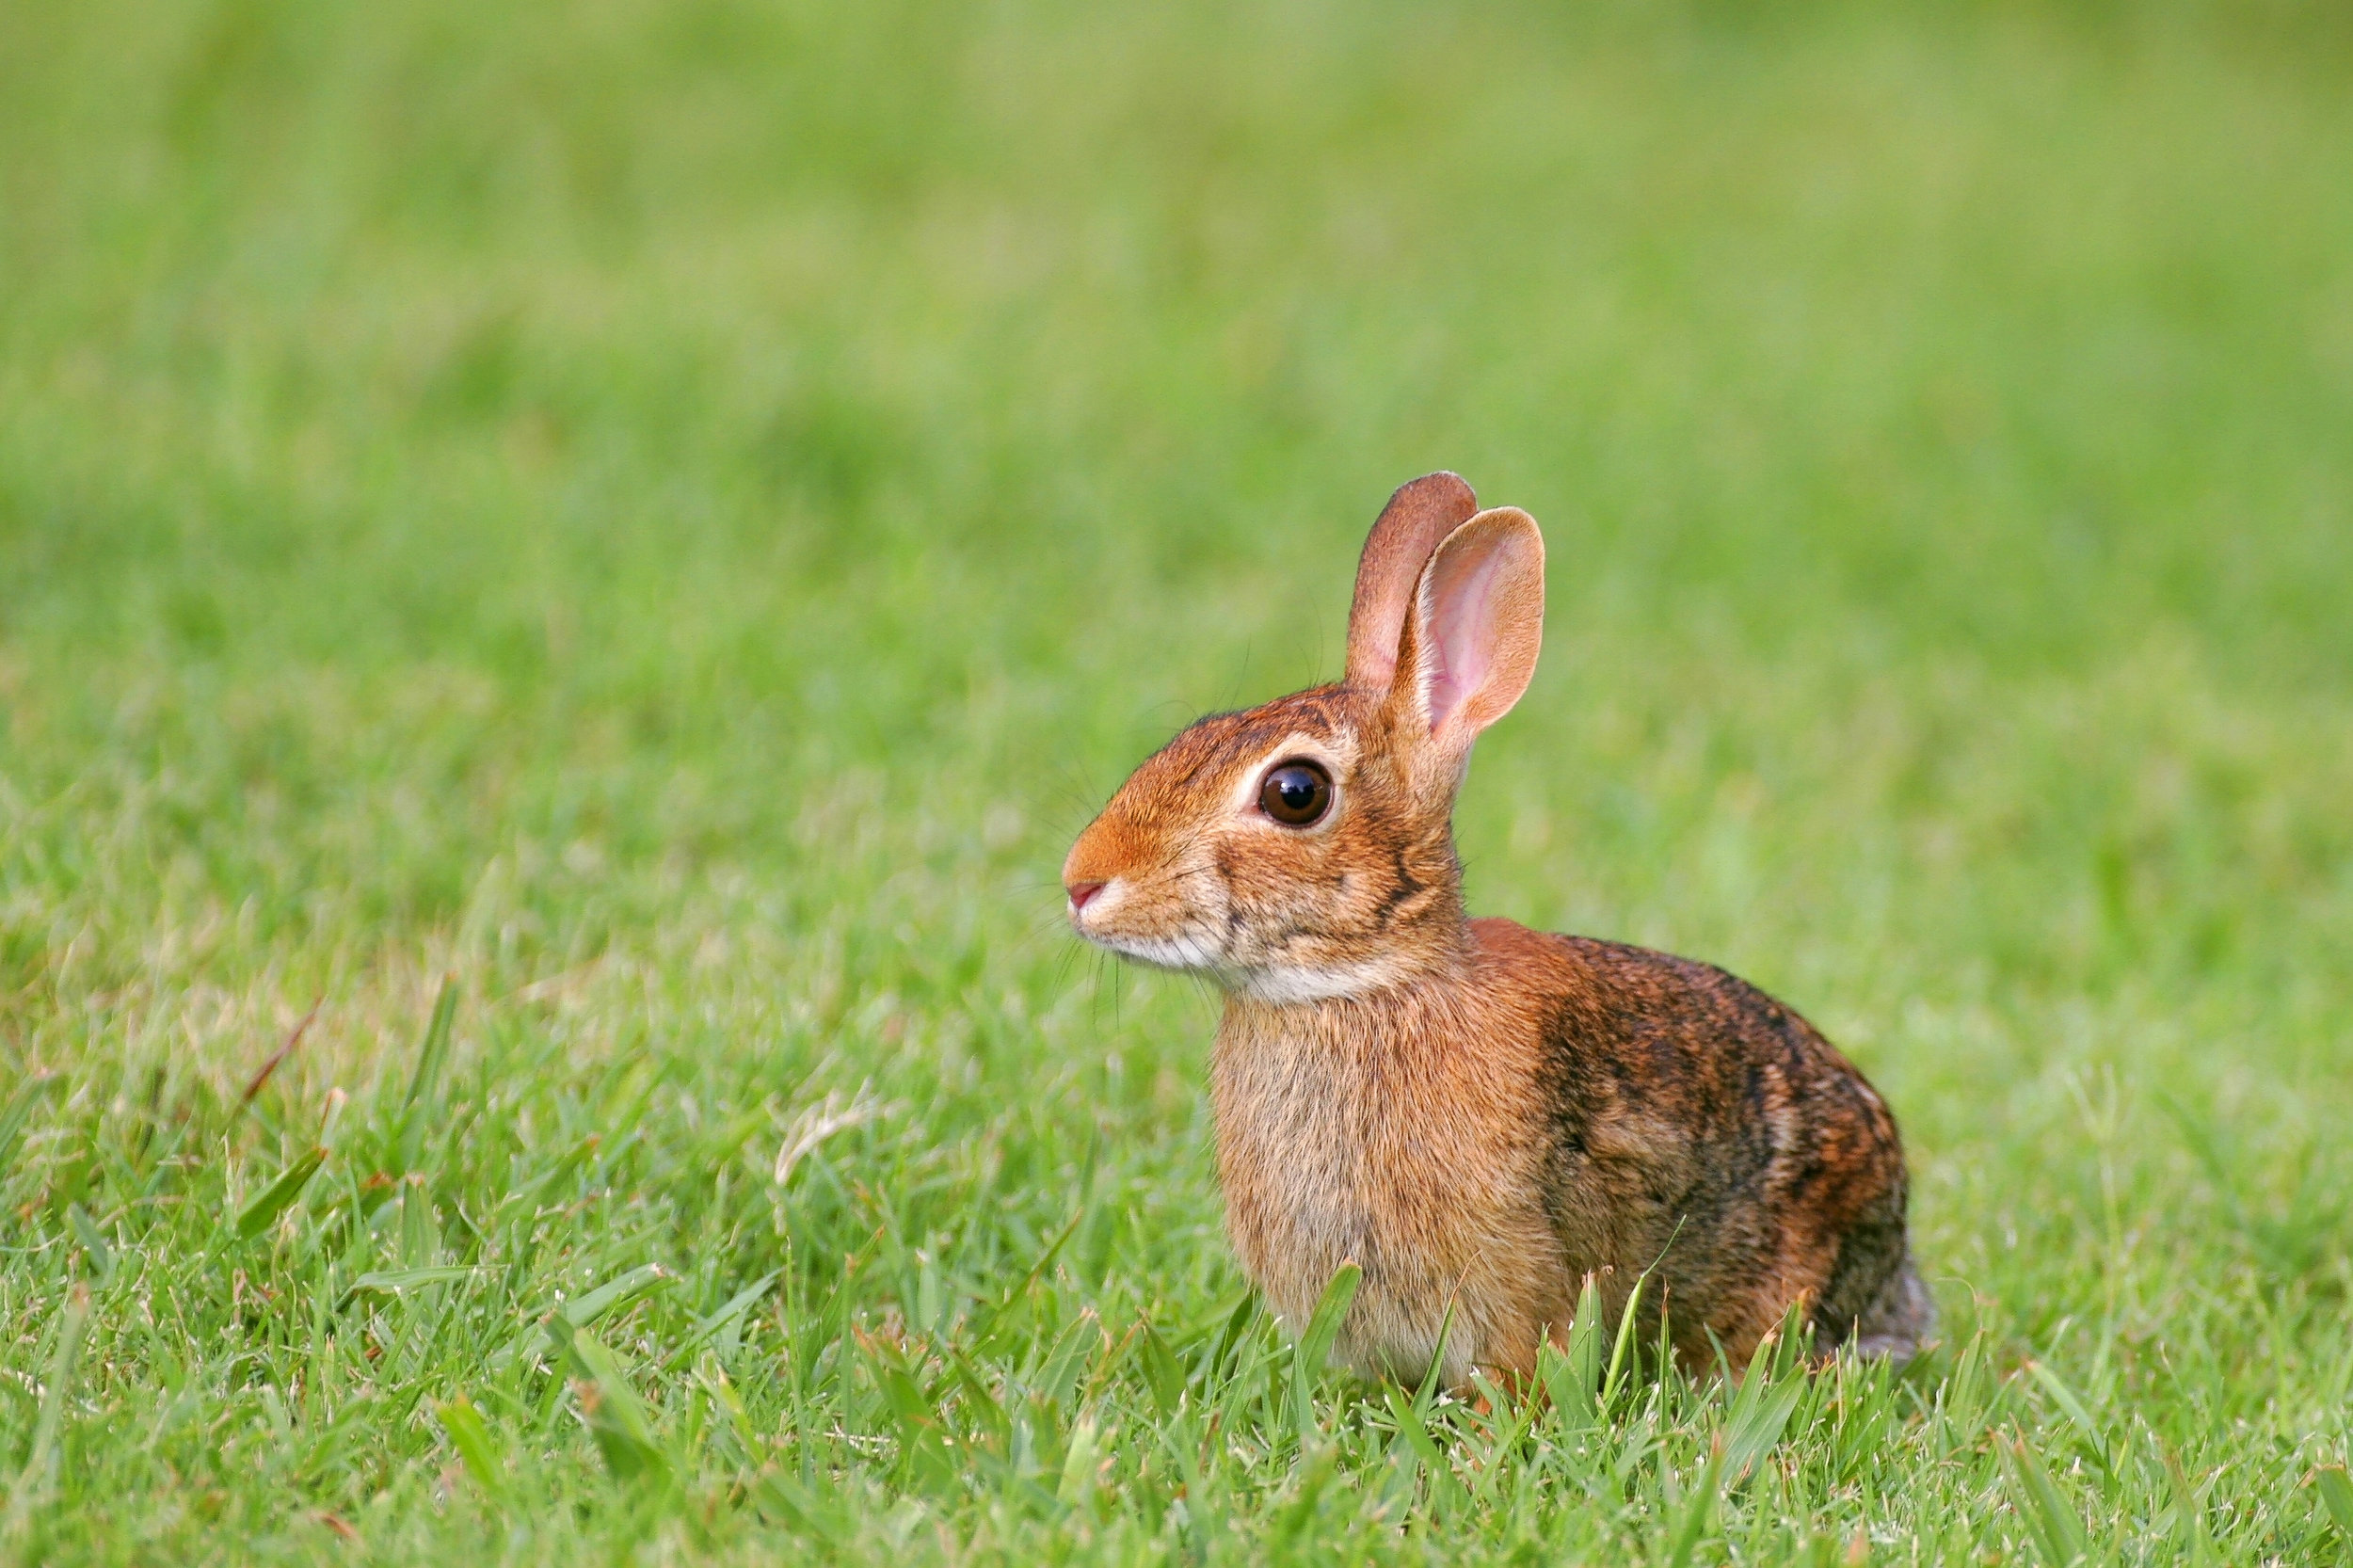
xmin=1062 ymin=472 xmax=1932 ymax=1390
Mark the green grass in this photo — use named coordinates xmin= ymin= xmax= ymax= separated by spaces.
xmin=5 ymin=0 xmax=2353 ymax=1560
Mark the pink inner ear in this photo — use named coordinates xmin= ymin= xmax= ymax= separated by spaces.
xmin=1424 ymin=548 xmax=1511 ymax=733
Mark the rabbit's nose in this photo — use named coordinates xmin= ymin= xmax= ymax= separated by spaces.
xmin=1066 ymin=880 xmax=1106 ymax=912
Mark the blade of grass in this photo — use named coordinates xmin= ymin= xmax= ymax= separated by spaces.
xmin=2025 ymin=1361 xmax=2110 ymax=1474
xmin=1665 ymin=1435 xmax=1725 ymax=1568
xmin=1721 ymin=1362 xmax=1806 ymax=1483
xmin=1203 ymin=1291 xmax=1261 ymax=1384
xmin=397 ymin=978 xmax=459 ymax=1172
xmin=404 ymin=978 xmax=460 ymax=1112
xmin=1290 ymin=1260 xmax=1361 ymax=1442
xmin=1412 ymin=1298 xmax=1456 ymax=1421
xmin=7 ymin=1283 xmax=91 ymax=1527
xmin=1135 ymin=1314 xmax=1185 ymax=1418
xmin=234 ymin=1145 xmax=328 ymax=1241
xmin=1600 ymin=1272 xmax=1649 ymax=1416
xmin=2005 ymin=1434 xmax=2091 ymax=1567
xmin=1056 ymin=1412 xmax=1101 ymax=1509
xmin=1544 ymin=1272 xmax=1606 ymax=1429
xmin=2157 ymin=1440 xmax=2214 ymax=1566
xmin=1469 ymin=1373 xmax=1548 ymax=1506
xmin=434 ymin=1397 xmax=510 ymax=1507
xmin=660 ymin=1272 xmax=778 ymax=1371
xmin=339 ymin=1265 xmax=482 ymax=1306
xmin=543 ymin=1312 xmax=668 ymax=1481
xmin=1381 ymin=1384 xmax=1465 ymax=1518
xmin=66 ymin=1204 xmax=113 ymax=1286
xmin=560 ymin=1262 xmax=675 ymax=1328
xmin=0 ymin=1074 xmax=62 ymax=1177
xmin=968 ymin=1208 xmax=1085 ymax=1352
xmin=2315 ymin=1465 xmax=2353 ymax=1540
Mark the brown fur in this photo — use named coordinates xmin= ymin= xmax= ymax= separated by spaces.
xmin=1064 ymin=474 xmax=1931 ymax=1387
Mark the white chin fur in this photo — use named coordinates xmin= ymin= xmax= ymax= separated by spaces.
xmin=1231 ymin=957 xmax=1406 ymax=1004
xmin=1081 ymin=928 xmax=1402 ymax=1004
xmin=1077 ymin=929 xmax=1229 ymax=973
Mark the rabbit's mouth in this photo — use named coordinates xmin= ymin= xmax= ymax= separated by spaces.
xmin=1068 ymin=877 xmax=1245 ymax=977
xmin=1065 ymin=877 xmax=1217 ymax=963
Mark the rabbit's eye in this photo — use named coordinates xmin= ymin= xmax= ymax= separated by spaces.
xmin=1258 ymin=760 xmax=1334 ymax=826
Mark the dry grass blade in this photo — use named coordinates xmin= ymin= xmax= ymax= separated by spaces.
xmin=773 ymin=1085 xmax=890 ymax=1185
xmin=237 ymin=997 xmax=325 ymax=1113
xmin=312 ymin=1512 xmax=360 ymax=1544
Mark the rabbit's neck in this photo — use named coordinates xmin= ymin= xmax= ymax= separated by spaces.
xmin=1209 ymin=963 xmax=1554 ymax=1384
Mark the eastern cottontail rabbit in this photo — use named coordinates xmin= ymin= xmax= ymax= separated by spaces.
xmin=1064 ymin=473 xmax=1932 ymax=1387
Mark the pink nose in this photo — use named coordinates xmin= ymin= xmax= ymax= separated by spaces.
xmin=1066 ymin=880 xmax=1105 ymax=912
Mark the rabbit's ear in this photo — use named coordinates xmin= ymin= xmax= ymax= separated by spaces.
xmin=1344 ymin=472 xmax=1479 ymax=691
xmin=1390 ymin=507 xmax=1545 ymax=751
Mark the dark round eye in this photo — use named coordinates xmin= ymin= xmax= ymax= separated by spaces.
xmin=1257 ymin=760 xmax=1334 ymax=826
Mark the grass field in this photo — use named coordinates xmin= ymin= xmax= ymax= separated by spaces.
xmin=5 ymin=0 xmax=2353 ymax=1560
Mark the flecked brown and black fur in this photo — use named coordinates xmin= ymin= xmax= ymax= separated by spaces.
xmin=1064 ymin=473 xmax=1931 ymax=1388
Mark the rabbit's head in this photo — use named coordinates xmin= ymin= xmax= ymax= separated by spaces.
xmin=1064 ymin=473 xmax=1545 ymax=1002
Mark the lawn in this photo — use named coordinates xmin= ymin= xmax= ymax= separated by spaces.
xmin=4 ymin=0 xmax=2353 ymax=1560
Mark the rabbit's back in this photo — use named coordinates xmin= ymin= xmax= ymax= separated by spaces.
xmin=1510 ymin=922 xmax=1922 ymax=1367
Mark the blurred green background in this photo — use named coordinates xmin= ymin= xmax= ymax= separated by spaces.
xmin=4 ymin=0 xmax=2352 ymax=1560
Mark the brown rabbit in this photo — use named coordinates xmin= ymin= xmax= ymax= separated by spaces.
xmin=1063 ymin=473 xmax=1932 ymax=1388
